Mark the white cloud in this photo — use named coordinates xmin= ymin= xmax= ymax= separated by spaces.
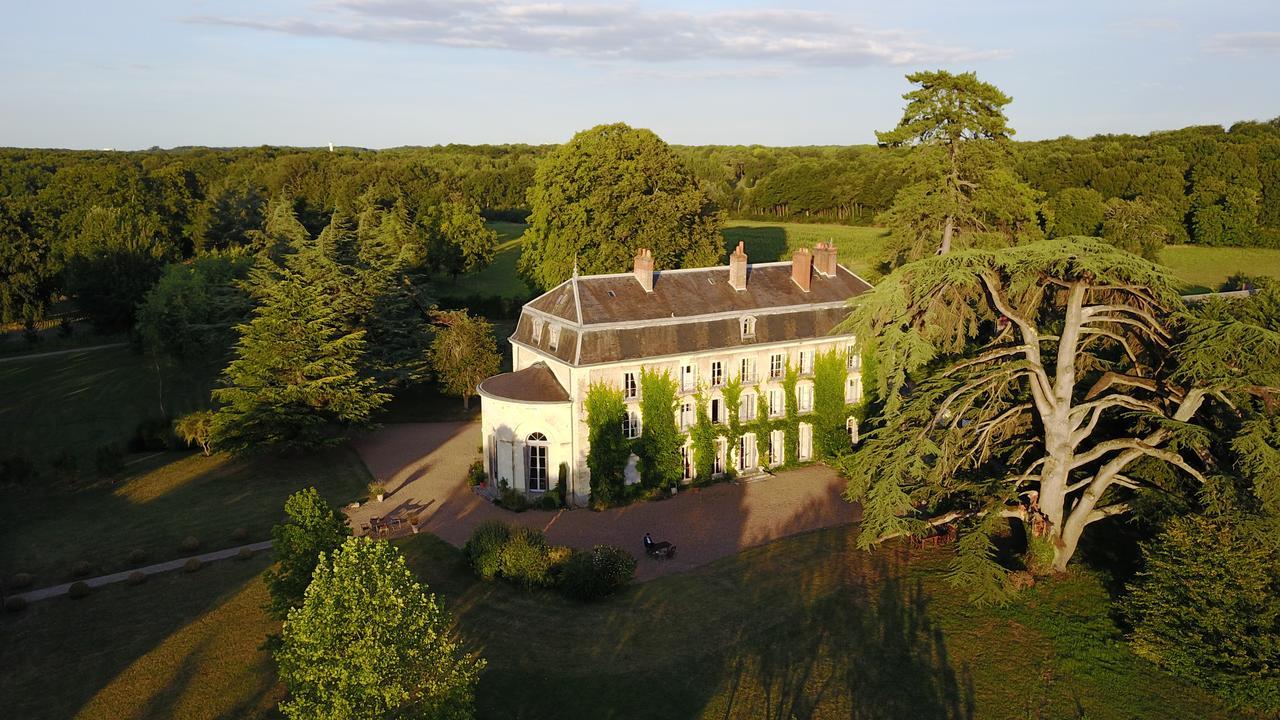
xmin=1205 ymin=31 xmax=1280 ymax=54
xmin=188 ymin=0 xmax=1008 ymax=68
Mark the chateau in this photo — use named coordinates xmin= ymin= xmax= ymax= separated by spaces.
xmin=478 ymin=242 xmax=872 ymax=506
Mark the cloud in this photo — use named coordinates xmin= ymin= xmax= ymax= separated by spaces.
xmin=187 ymin=0 xmax=1008 ymax=68
xmin=1205 ymin=31 xmax=1280 ymax=54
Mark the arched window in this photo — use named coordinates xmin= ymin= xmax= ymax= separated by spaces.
xmin=846 ymin=417 xmax=860 ymax=446
xmin=741 ymin=316 xmax=756 ymax=339
xmin=526 ymin=432 xmax=549 ymax=491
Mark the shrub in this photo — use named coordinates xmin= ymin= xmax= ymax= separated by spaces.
xmin=232 ymin=526 xmax=250 ymax=541
xmin=368 ymin=481 xmax=386 ymax=500
xmin=49 ymin=449 xmax=78 ymax=483
xmin=94 ymin=443 xmax=125 ymax=478
xmin=463 ymin=521 xmax=512 ymax=581
xmin=58 ymin=316 xmax=74 ymax=337
xmin=534 ymin=493 xmax=560 ymax=511
xmin=173 ymin=410 xmax=214 ymax=455
xmin=9 ymin=572 xmax=34 ymax=590
xmin=466 ymin=460 xmax=486 ymax=486
xmin=129 ymin=417 xmax=178 ymax=452
xmin=559 ymin=545 xmax=637 ymax=601
xmin=236 ymin=546 xmax=255 ymax=561
xmin=127 ymin=549 xmax=148 ymax=566
xmin=0 ymin=453 xmax=39 ymax=485
xmin=497 ymin=527 xmax=552 ymax=589
xmin=126 ymin=570 xmax=147 ymax=585
xmin=4 ymin=595 xmax=28 ymax=612
xmin=497 ymin=485 xmax=530 ymax=512
xmin=71 ymin=560 xmax=92 ymax=578
xmin=181 ymin=536 xmax=201 ymax=553
xmin=183 ymin=558 xmax=203 ymax=573
xmin=68 ymin=581 xmax=91 ymax=599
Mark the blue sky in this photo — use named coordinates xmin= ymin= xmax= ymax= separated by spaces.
xmin=1 ymin=0 xmax=1277 ymax=149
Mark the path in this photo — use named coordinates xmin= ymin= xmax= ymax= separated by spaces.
xmin=8 ymin=540 xmax=273 ymax=604
xmin=350 ymin=421 xmax=858 ymax=581
xmin=0 ymin=342 xmax=129 ymax=364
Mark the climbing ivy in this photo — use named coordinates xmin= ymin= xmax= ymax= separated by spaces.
xmin=813 ymin=349 xmax=852 ymax=460
xmin=637 ymin=367 xmax=683 ymax=489
xmin=584 ymin=382 xmax=629 ymax=505
xmin=783 ymin=362 xmax=800 ymax=464
xmin=690 ymin=389 xmax=717 ymax=481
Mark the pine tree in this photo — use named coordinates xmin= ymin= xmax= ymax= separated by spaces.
xmin=210 ymin=263 xmax=388 ymax=453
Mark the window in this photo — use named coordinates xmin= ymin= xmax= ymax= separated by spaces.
xmin=845 ymin=377 xmax=862 ymax=404
xmin=769 ymin=429 xmax=785 ymax=466
xmin=768 ymin=389 xmax=783 ymax=417
xmin=531 ymin=316 xmax=544 ymax=341
xmin=740 ymin=357 xmax=756 ymax=384
xmin=799 ymin=349 xmax=813 ymax=375
xmin=526 ymin=432 xmax=548 ymax=491
xmin=623 ymin=410 xmax=640 ymax=439
xmin=681 ymin=445 xmax=693 ymax=480
xmin=738 ymin=433 xmax=757 ymax=470
xmin=769 ymin=353 xmax=785 ymax=379
xmin=846 ymin=345 xmax=861 ymax=371
xmin=679 ymin=401 xmax=694 ymax=430
xmin=623 ymin=372 xmax=637 ymax=400
xmin=741 ymin=316 xmax=756 ymax=339
xmin=740 ymin=393 xmax=756 ymax=421
xmin=711 ymin=361 xmax=724 ymax=387
xmin=548 ymin=324 xmax=560 ymax=351
xmin=711 ymin=398 xmax=722 ymax=424
xmin=799 ymin=423 xmax=813 ymax=461
xmin=797 ymin=383 xmax=813 ymax=413
xmin=713 ymin=439 xmax=726 ymax=475
xmin=681 ymin=363 xmax=697 ymax=392
xmin=847 ymin=417 xmax=860 ymax=446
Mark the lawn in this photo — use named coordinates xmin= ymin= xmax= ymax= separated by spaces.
xmin=0 ymin=447 xmax=370 ymax=584
xmin=1 ymin=525 xmax=1227 ymax=720
xmin=1159 ymin=244 xmax=1280 ymax=293
xmin=722 ymin=220 xmax=892 ymax=282
xmin=429 ymin=221 xmax=534 ymax=299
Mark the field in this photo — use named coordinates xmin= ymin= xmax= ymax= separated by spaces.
xmin=0 ymin=525 xmax=1226 ymax=720
xmin=1159 ymin=244 xmax=1280 ymax=293
xmin=429 ymin=221 xmax=534 ymax=299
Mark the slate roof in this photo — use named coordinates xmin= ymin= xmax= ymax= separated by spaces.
xmin=514 ymin=262 xmax=871 ymax=366
xmin=477 ymin=362 xmax=570 ymax=403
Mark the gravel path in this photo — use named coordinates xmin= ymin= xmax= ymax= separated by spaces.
xmin=8 ymin=541 xmax=273 ymax=603
xmin=349 ymin=422 xmax=858 ymax=581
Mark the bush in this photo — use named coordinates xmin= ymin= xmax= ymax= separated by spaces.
xmin=183 ymin=558 xmax=203 ymax=573
xmin=463 ymin=521 xmax=512 ymax=581
xmin=466 ymin=460 xmax=487 ymax=486
xmin=368 ymin=481 xmax=386 ymax=500
xmin=180 ymin=536 xmax=200 ymax=553
xmin=232 ymin=526 xmax=250 ymax=541
xmin=127 ymin=549 xmax=148 ymax=566
xmin=236 ymin=546 xmax=255 ymax=561
xmin=497 ymin=527 xmax=552 ymax=589
xmin=559 ymin=545 xmax=637 ymax=602
xmin=534 ymin=493 xmax=560 ymax=511
xmin=129 ymin=417 xmax=178 ymax=452
xmin=126 ymin=570 xmax=147 ymax=585
xmin=4 ymin=595 xmax=28 ymax=612
xmin=497 ymin=485 xmax=530 ymax=512
xmin=67 ymin=581 xmax=91 ymax=599
xmin=49 ymin=449 xmax=79 ymax=483
xmin=94 ymin=443 xmax=125 ymax=478
xmin=0 ymin=453 xmax=39 ymax=485
xmin=9 ymin=572 xmax=34 ymax=590
xmin=71 ymin=560 xmax=92 ymax=578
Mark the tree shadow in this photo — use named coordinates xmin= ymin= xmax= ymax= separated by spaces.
xmin=722 ymin=226 xmax=789 ymax=262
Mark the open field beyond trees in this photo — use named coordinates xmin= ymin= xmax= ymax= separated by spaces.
xmin=0 ymin=525 xmax=1227 ymax=720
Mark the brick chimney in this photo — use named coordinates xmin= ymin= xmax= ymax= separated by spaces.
xmin=633 ymin=248 xmax=654 ymax=293
xmin=813 ymin=242 xmax=838 ymax=277
xmin=728 ymin=241 xmax=748 ymax=291
xmin=792 ymin=247 xmax=813 ymax=292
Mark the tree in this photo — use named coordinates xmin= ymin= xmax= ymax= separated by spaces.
xmin=264 ymin=487 xmax=350 ymax=619
xmin=0 ymin=199 xmax=54 ymax=324
xmin=637 ymin=368 xmax=683 ymax=489
xmin=276 ymin=536 xmax=484 ymax=720
xmin=136 ymin=251 xmax=254 ymax=361
xmin=1046 ymin=187 xmax=1106 ymax=238
xmin=1124 ymin=515 xmax=1280 ymax=714
xmin=427 ymin=310 xmax=500 ymax=410
xmin=1101 ymin=197 xmax=1172 ymax=260
xmin=424 ymin=199 xmax=498 ymax=279
xmin=173 ymin=410 xmax=215 ymax=456
xmin=842 ymin=238 xmax=1280 ymax=601
xmin=210 ymin=263 xmax=388 ymax=453
xmin=876 ymin=71 xmax=1041 ymax=263
xmin=62 ymin=204 xmax=172 ymax=329
xmin=584 ymin=382 xmax=630 ymax=505
xmin=519 ymin=123 xmax=724 ymax=290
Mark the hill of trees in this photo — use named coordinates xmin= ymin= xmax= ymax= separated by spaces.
xmin=2 ymin=118 xmax=1279 ymax=326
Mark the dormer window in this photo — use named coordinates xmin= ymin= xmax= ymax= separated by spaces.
xmin=548 ymin=324 xmax=560 ymax=351
xmin=741 ymin=316 xmax=756 ymax=339
xmin=531 ymin=316 xmax=544 ymax=341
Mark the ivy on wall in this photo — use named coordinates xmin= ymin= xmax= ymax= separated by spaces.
xmin=637 ymin=367 xmax=683 ymax=490
xmin=814 ymin=349 xmax=854 ymax=460
xmin=691 ymin=389 xmax=716 ymax=481
xmin=584 ymin=382 xmax=629 ymax=505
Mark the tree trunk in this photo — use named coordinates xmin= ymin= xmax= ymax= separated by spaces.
xmin=939 ymin=215 xmax=955 ymax=255
xmin=463 ymin=394 xmax=471 ymax=411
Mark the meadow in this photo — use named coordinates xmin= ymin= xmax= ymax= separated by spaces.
xmin=0 ymin=525 xmax=1227 ymax=720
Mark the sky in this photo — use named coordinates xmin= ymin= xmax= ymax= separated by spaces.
xmin=1 ymin=0 xmax=1278 ymax=149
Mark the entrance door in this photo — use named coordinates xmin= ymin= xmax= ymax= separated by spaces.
xmin=738 ymin=433 xmax=757 ymax=471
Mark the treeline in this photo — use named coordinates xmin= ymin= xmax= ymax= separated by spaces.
xmin=3 ymin=118 xmax=1280 ymax=324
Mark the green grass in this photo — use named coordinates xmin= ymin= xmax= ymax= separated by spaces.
xmin=0 ymin=346 xmax=220 ymax=463
xmin=722 ymin=220 xmax=892 ymax=282
xmin=429 ymin=221 xmax=535 ymax=299
xmin=0 ymin=447 xmax=370 ymax=583
xmin=1159 ymin=244 xmax=1280 ymax=293
xmin=2 ymin=525 xmax=1227 ymax=720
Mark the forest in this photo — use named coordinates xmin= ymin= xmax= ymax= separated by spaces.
xmin=2 ymin=118 xmax=1280 ymax=328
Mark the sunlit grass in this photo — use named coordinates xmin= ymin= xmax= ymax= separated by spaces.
xmin=1159 ymin=244 xmax=1280 ymax=293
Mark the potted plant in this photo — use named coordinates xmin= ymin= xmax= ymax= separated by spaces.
xmin=368 ymin=481 xmax=386 ymax=503
xmin=408 ymin=512 xmax=421 ymax=534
